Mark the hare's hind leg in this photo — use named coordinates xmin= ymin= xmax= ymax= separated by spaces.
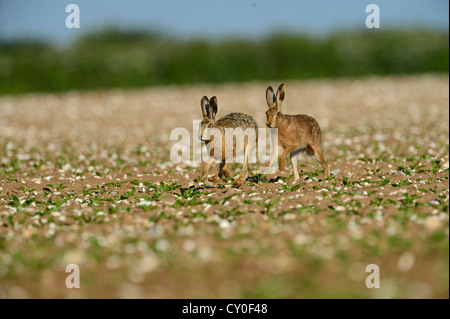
xmin=233 ymin=144 xmax=250 ymax=188
xmin=310 ymin=144 xmax=330 ymax=178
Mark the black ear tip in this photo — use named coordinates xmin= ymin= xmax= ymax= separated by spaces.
xmin=201 ymin=96 xmax=210 ymax=106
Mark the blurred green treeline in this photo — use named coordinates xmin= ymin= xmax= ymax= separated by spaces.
xmin=0 ymin=29 xmax=448 ymax=94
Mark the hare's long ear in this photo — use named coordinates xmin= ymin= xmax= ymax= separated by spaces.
xmin=209 ymin=96 xmax=218 ymax=121
xmin=266 ymin=86 xmax=275 ymax=108
xmin=276 ymin=84 xmax=285 ymax=111
xmin=201 ymin=96 xmax=210 ymax=119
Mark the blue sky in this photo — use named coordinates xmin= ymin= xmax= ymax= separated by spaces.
xmin=0 ymin=0 xmax=448 ymax=45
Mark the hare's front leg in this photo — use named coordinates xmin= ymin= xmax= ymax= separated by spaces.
xmin=209 ymin=162 xmax=225 ymax=183
xmin=233 ymin=145 xmax=249 ymax=188
xmin=200 ymin=158 xmax=215 ymax=182
xmin=279 ymin=145 xmax=297 ymax=171
xmin=264 ymin=131 xmax=279 ymax=167
xmin=290 ymin=152 xmax=300 ymax=182
xmin=219 ymin=162 xmax=230 ymax=179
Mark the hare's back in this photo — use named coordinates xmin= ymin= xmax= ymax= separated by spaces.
xmin=288 ymin=114 xmax=322 ymax=137
xmin=293 ymin=114 xmax=319 ymax=126
xmin=217 ymin=112 xmax=258 ymax=129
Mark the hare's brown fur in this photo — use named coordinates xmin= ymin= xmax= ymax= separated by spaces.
xmin=199 ymin=97 xmax=258 ymax=187
xmin=265 ymin=84 xmax=330 ymax=180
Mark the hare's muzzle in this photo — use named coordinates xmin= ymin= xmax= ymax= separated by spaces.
xmin=198 ymin=126 xmax=204 ymax=141
xmin=200 ymin=132 xmax=208 ymax=142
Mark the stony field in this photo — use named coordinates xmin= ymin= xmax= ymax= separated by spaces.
xmin=0 ymin=74 xmax=448 ymax=298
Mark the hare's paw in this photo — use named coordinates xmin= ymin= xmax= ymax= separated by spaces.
xmin=200 ymin=173 xmax=209 ymax=182
xmin=208 ymin=175 xmax=220 ymax=183
xmin=263 ymin=161 xmax=272 ymax=167
xmin=232 ymin=179 xmax=245 ymax=188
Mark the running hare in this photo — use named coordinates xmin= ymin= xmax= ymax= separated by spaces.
xmin=199 ymin=96 xmax=258 ymax=187
xmin=265 ymin=84 xmax=330 ymax=181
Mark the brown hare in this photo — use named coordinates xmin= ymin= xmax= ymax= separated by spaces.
xmin=199 ymin=96 xmax=258 ymax=187
xmin=265 ymin=84 xmax=330 ymax=181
